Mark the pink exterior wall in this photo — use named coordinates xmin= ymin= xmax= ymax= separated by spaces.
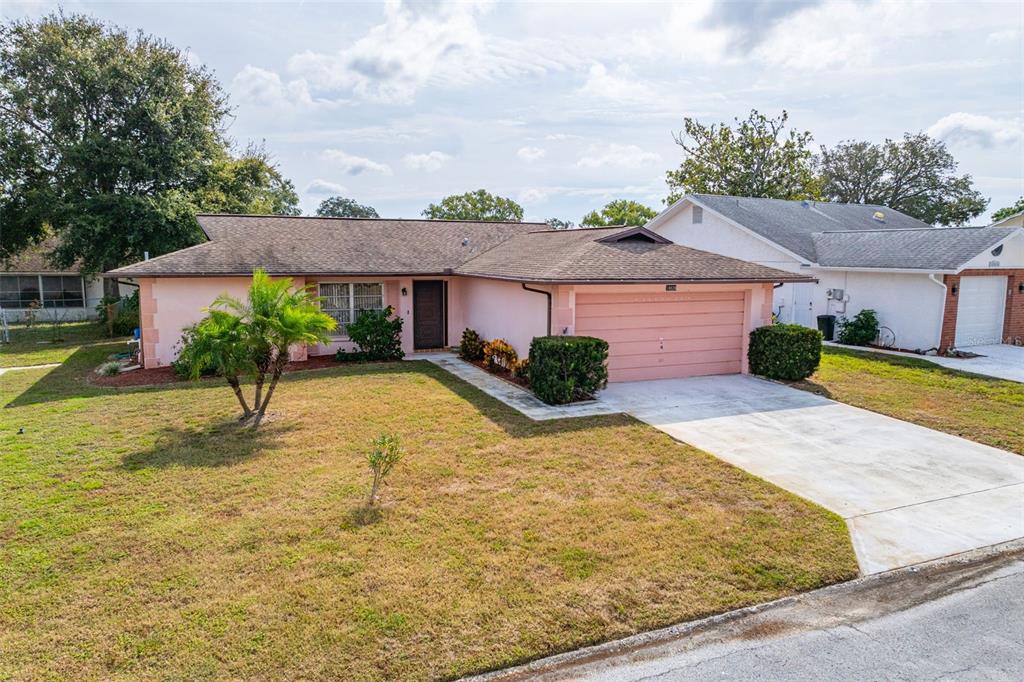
xmin=456 ymin=277 xmax=551 ymax=357
xmin=139 ymin=273 xmax=775 ymax=378
xmin=139 ymin=276 xmax=253 ymax=368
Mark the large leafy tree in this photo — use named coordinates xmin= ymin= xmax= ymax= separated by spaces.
xmin=817 ymin=133 xmax=988 ymax=226
xmin=581 ymin=200 xmax=657 ymax=227
xmin=991 ymin=196 xmax=1024 ymax=223
xmin=198 ymin=144 xmax=300 ymax=216
xmin=0 ymin=13 xmax=300 ymax=296
xmin=665 ymin=109 xmax=819 ymax=204
xmin=422 ymin=189 xmax=524 ymax=222
xmin=182 ymin=270 xmax=336 ymax=427
xmin=316 ymin=196 xmax=379 ymax=218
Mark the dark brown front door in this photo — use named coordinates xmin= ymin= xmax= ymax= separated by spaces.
xmin=413 ymin=280 xmax=446 ymax=349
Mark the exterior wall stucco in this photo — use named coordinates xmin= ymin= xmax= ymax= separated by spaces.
xmin=457 ymin=277 xmax=550 ymax=357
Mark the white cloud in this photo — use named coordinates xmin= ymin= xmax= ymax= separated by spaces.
xmin=231 ymin=64 xmax=314 ymax=107
xmin=926 ymin=113 xmax=1024 ymax=148
xmin=576 ymin=144 xmax=662 ymax=170
xmin=286 ymin=1 xmax=579 ymax=103
xmin=577 ymin=62 xmax=657 ymax=101
xmin=518 ymin=188 xmax=550 ymax=204
xmin=517 ymin=146 xmax=546 ymax=162
xmin=305 ymin=179 xmax=347 ymax=196
xmin=322 ymin=149 xmax=393 ymax=176
xmin=988 ymin=29 xmax=1020 ymax=45
xmin=402 ymin=151 xmax=452 ymax=172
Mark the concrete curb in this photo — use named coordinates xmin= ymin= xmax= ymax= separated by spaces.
xmin=464 ymin=538 xmax=1024 ymax=681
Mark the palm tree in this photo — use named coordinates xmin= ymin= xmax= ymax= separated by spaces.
xmin=177 ymin=311 xmax=255 ymax=419
xmin=188 ymin=270 xmax=336 ymax=427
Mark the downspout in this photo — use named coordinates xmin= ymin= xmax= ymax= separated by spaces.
xmin=928 ymin=273 xmax=948 ymax=351
xmin=521 ymin=283 xmax=552 ymax=336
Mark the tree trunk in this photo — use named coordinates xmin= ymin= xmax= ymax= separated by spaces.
xmin=251 ymin=360 xmax=286 ymax=428
xmin=226 ymin=375 xmax=252 ymax=419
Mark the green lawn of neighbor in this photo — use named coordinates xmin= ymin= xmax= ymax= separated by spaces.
xmin=792 ymin=347 xmax=1024 ymax=455
xmin=1 ymin=320 xmax=125 ymax=368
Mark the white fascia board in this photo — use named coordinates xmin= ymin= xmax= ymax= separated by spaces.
xmin=813 ymin=266 xmax=956 ymax=274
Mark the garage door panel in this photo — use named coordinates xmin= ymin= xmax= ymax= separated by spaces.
xmin=576 ymin=311 xmax=744 ymax=331
xmin=577 ymin=291 xmax=745 ymax=305
xmin=575 ymin=299 xmax=746 ymax=318
xmin=586 ymin=324 xmax=743 ymax=344
xmin=611 ymin=360 xmax=741 ymax=383
xmin=610 ymin=336 xmax=743 ymax=356
xmin=955 ymin=276 xmax=1007 ymax=347
xmin=608 ymin=348 xmax=742 ymax=370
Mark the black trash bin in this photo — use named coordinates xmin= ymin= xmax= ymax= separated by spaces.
xmin=816 ymin=314 xmax=836 ymax=341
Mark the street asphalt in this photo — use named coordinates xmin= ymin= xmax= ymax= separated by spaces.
xmin=472 ymin=543 xmax=1024 ymax=682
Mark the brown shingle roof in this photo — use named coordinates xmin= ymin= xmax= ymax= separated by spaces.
xmin=454 ymin=226 xmax=813 ymax=283
xmin=2 ymin=237 xmax=79 ymax=274
xmin=109 ymin=214 xmax=548 ymax=277
xmin=106 ymin=216 xmax=812 ymax=284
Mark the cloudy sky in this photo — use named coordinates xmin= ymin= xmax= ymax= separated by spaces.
xmin=5 ymin=0 xmax=1023 ymax=223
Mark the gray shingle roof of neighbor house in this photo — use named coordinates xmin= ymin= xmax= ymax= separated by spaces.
xmin=453 ymin=226 xmax=814 ymax=283
xmin=107 ymin=215 xmax=812 ymax=284
xmin=108 ymin=214 xmax=547 ymax=277
xmin=685 ymin=193 xmax=935 ymax=261
xmin=2 ymin=237 xmax=81 ymax=274
xmin=811 ymin=226 xmax=1020 ymax=271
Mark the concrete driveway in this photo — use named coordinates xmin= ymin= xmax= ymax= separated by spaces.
xmin=600 ymin=375 xmax=1024 ymax=574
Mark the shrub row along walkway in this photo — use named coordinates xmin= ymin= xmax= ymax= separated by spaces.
xmin=415 ymin=352 xmax=619 ymax=420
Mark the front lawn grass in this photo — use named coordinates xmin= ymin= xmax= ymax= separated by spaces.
xmin=0 ymin=320 xmax=122 ymax=368
xmin=0 ymin=346 xmax=856 ymax=680
xmin=793 ymin=347 xmax=1024 ymax=455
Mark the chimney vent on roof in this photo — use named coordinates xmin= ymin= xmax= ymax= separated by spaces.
xmin=872 ymin=211 xmax=885 ymax=223
xmin=801 ymin=200 xmax=810 ymax=208
xmin=461 ymin=238 xmax=469 ymax=247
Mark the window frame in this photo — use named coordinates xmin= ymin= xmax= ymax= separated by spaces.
xmin=0 ymin=274 xmax=86 ymax=309
xmin=317 ymin=281 xmax=385 ymax=337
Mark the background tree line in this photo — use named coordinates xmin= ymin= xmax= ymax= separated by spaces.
xmin=3 ymin=13 xmax=1016 ymax=285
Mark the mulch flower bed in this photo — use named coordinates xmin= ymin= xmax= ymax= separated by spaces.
xmin=91 ymin=353 xmax=346 ymax=388
xmin=467 ymin=359 xmax=530 ymax=389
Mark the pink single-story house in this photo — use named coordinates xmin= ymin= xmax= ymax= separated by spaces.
xmin=106 ymin=214 xmax=812 ymax=382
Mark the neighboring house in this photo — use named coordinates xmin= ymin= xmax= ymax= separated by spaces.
xmin=991 ymin=209 xmax=1024 ymax=228
xmin=1 ymin=239 xmax=104 ymax=323
xmin=106 ymin=214 xmax=811 ymax=382
xmin=647 ymin=195 xmax=1024 ymax=352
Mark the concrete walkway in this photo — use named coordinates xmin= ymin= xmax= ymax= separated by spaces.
xmin=600 ymin=375 xmax=1024 ymax=574
xmin=0 ymin=362 xmax=61 ymax=375
xmin=471 ymin=542 xmax=1024 ymax=682
xmin=826 ymin=341 xmax=1024 ymax=383
xmin=415 ymin=352 xmax=619 ymax=420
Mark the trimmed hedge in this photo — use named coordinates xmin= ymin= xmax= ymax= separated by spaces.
xmin=528 ymin=335 xmax=609 ymax=405
xmin=748 ymin=324 xmax=822 ymax=380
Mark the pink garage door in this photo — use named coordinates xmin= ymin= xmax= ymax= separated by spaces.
xmin=575 ymin=290 xmax=745 ymax=382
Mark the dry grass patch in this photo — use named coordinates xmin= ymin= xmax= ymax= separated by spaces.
xmin=0 ymin=345 xmax=856 ymax=680
xmin=793 ymin=347 xmax=1024 ymax=455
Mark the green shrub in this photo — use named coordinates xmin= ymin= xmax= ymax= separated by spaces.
xmin=96 ymin=290 xmax=140 ymax=337
xmin=528 ymin=336 xmax=609 ymax=405
xmin=171 ymin=324 xmax=219 ymax=379
xmin=95 ymin=360 xmax=121 ymax=377
xmin=748 ymin=324 xmax=822 ymax=380
xmin=346 ymin=306 xmax=404 ymax=361
xmin=836 ymin=309 xmax=880 ymax=346
xmin=459 ymin=328 xmax=485 ymax=361
xmin=334 ymin=349 xmax=371 ymax=363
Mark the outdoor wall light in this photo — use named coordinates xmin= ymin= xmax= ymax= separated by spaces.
xmin=1018 ymin=282 xmax=1024 ymax=294
xmin=951 ymin=285 xmax=958 ymax=296
xmin=401 ymin=287 xmax=408 ymax=296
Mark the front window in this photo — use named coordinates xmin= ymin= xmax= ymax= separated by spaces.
xmin=319 ymin=282 xmax=384 ymax=333
xmin=0 ymin=274 xmax=84 ymax=309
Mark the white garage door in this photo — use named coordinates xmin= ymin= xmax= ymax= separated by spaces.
xmin=955 ymin=276 xmax=1007 ymax=347
xmin=575 ymin=290 xmax=745 ymax=382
